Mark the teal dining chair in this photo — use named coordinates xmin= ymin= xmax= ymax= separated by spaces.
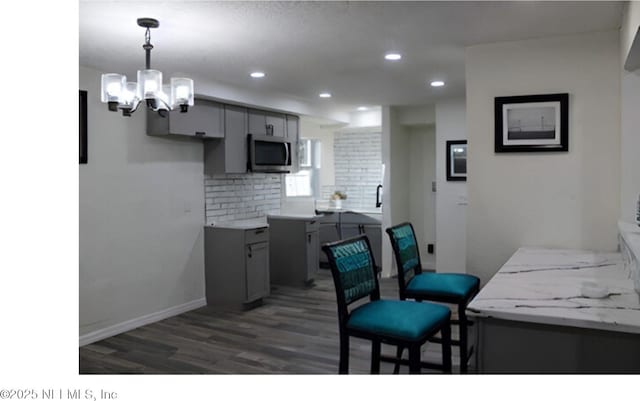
xmin=322 ymin=234 xmax=452 ymax=374
xmin=386 ymin=222 xmax=480 ymax=373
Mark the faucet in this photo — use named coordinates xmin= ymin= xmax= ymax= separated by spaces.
xmin=376 ymin=185 xmax=383 ymax=208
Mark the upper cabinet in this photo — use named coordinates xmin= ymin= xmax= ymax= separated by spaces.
xmin=147 ymin=98 xmax=224 ymax=138
xmin=286 ymin=114 xmax=300 ymax=173
xmin=147 ymin=96 xmax=300 ymax=175
xmin=204 ymin=104 xmax=248 ymax=175
xmin=248 ymin=109 xmax=286 ymax=137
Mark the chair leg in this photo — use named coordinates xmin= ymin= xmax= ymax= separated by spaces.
xmin=393 ymin=346 xmax=404 ymax=374
xmin=408 ymin=345 xmax=421 ymax=374
xmin=371 ymin=340 xmax=381 ymax=374
xmin=441 ymin=322 xmax=452 ymax=374
xmin=458 ymin=304 xmax=468 ymax=373
xmin=339 ymin=332 xmax=349 ymax=374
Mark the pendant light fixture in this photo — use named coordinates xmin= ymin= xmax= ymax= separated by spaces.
xmin=100 ymin=18 xmax=194 ymax=117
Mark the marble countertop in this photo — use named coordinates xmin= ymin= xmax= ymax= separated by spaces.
xmin=468 ymin=247 xmax=640 ymax=334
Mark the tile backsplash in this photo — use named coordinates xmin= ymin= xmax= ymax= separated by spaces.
xmin=204 ymin=173 xmax=281 ymax=224
xmin=321 ymin=130 xmax=382 ymax=209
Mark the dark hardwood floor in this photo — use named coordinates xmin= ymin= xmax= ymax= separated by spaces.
xmin=79 ymin=269 xmax=463 ymax=374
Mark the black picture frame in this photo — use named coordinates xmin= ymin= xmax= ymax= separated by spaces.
xmin=494 ymin=93 xmax=568 ymax=153
xmin=79 ymin=90 xmax=88 ymax=164
xmin=446 ymin=140 xmax=467 ymax=181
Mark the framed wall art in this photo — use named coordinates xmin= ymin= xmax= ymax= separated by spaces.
xmin=446 ymin=140 xmax=467 ymax=181
xmin=79 ymin=90 xmax=88 ymax=164
xmin=494 ymin=93 xmax=568 ymax=153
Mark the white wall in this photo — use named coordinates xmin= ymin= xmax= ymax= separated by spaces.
xmin=389 ymin=108 xmax=411 ymax=230
xmin=408 ymin=125 xmax=436 ymax=269
xmin=378 ymin=106 xmax=413 ymax=277
xmin=396 ymin=105 xmax=436 ymax=126
xmin=435 ymin=99 xmax=468 ymax=274
xmin=620 ymin=2 xmax=640 ymax=224
xmin=465 ymin=31 xmax=621 ymax=286
xmin=347 ymin=108 xmax=382 ymax=128
xmin=381 ymin=106 xmax=393 ymax=277
xmin=620 ymin=71 xmax=640 ymax=224
xmin=621 ymin=1 xmax=640 ymax=65
xmin=79 ymin=66 xmax=206 ymax=343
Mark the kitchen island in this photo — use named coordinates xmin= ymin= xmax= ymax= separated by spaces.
xmin=468 ymin=246 xmax=640 ymax=373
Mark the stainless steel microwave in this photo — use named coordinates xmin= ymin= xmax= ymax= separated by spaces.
xmin=247 ymin=133 xmax=292 ymax=173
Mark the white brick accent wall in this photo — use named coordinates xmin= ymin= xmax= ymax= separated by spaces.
xmin=204 ymin=174 xmax=281 ymax=224
xmin=321 ymin=131 xmax=382 ymax=209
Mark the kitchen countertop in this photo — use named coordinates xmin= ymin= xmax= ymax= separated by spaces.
xmin=267 ymin=213 xmax=322 ymax=221
xmin=315 ymin=207 xmax=382 ymax=215
xmin=206 ymin=217 xmax=268 ymax=230
xmin=467 ymin=247 xmax=640 ymax=334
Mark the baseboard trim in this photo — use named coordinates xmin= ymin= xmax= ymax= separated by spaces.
xmin=79 ymin=298 xmax=207 ymax=347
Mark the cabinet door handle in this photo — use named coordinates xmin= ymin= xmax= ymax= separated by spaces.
xmin=195 ymin=131 xmax=206 ymax=136
xmin=308 ymin=234 xmax=311 ymax=243
xmin=247 ymin=245 xmax=252 ymax=258
xmin=255 ymin=229 xmax=265 ymax=235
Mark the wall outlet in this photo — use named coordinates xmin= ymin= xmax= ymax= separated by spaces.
xmin=427 ymin=243 xmax=434 ymax=254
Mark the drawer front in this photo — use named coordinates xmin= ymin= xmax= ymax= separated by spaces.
xmin=305 ymin=219 xmax=319 ymax=233
xmin=245 ymin=228 xmax=268 ymax=244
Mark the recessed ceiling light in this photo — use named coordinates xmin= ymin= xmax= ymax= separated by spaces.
xmin=357 ymin=106 xmax=368 ymax=111
xmin=384 ymin=53 xmax=402 ymax=61
xmin=430 ymin=80 xmax=445 ymax=87
xmin=250 ymin=71 xmax=265 ymax=78
xmin=319 ymin=92 xmax=332 ymax=98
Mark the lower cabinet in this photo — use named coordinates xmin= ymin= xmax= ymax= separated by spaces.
xmin=267 ymin=216 xmax=319 ymax=287
xmin=318 ymin=212 xmax=340 ymax=267
xmin=204 ymin=226 xmax=270 ymax=309
xmin=318 ymin=211 xmax=382 ymax=271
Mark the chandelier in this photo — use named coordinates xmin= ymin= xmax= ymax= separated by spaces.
xmin=100 ymin=18 xmax=194 ymax=117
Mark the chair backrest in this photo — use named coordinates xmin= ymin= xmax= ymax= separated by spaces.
xmin=385 ymin=222 xmax=422 ymax=297
xmin=322 ymin=235 xmax=380 ymax=320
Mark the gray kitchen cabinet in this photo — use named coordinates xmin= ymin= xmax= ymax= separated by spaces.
xmin=204 ymin=225 xmax=270 ymax=309
xmin=286 ymin=114 xmax=300 ymax=173
xmin=361 ymin=223 xmax=382 ymax=269
xmin=317 ymin=211 xmax=382 ymax=270
xmin=267 ymin=216 xmax=320 ymax=287
xmin=248 ymin=108 xmax=286 ymax=137
xmin=318 ymin=212 xmax=340 ymax=267
xmin=245 ymin=241 xmax=269 ymax=302
xmin=204 ymin=104 xmax=248 ymax=174
xmin=340 ymin=212 xmax=382 ymax=270
xmin=147 ymin=98 xmax=224 ymax=138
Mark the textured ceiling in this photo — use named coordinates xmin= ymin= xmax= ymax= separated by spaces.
xmin=79 ymin=1 xmax=623 ymax=116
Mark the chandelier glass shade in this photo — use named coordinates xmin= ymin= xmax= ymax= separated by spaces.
xmin=100 ymin=18 xmax=194 ymax=117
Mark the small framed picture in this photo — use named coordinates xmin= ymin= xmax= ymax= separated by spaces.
xmin=446 ymin=140 xmax=467 ymax=181
xmin=79 ymin=90 xmax=88 ymax=164
xmin=494 ymin=93 xmax=568 ymax=152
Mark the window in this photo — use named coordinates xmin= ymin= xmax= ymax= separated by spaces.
xmin=285 ymin=169 xmax=312 ymax=197
xmin=285 ymin=139 xmax=321 ymax=198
